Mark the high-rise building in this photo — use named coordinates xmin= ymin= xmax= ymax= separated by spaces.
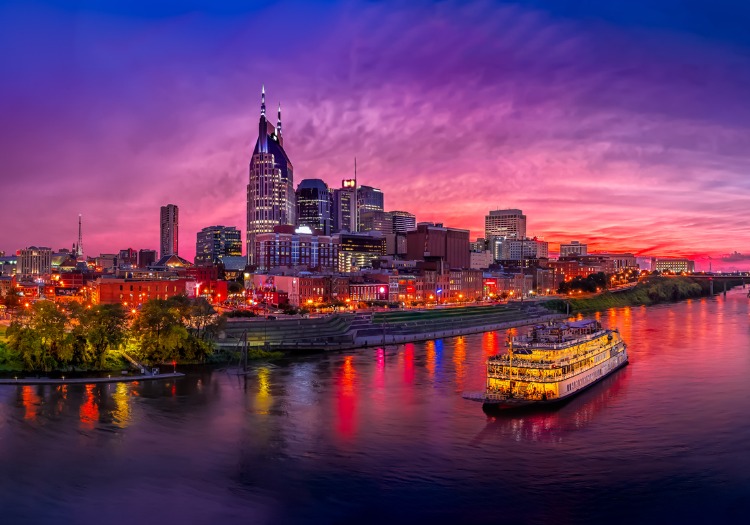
xmin=333 ymin=180 xmax=357 ymax=233
xmin=160 ymin=204 xmax=179 ymax=258
xmin=195 ymin=226 xmax=242 ymax=266
xmin=246 ymin=87 xmax=295 ymax=264
xmin=485 ymin=209 xmax=526 ymax=240
xmin=296 ymin=179 xmax=333 ymax=235
xmin=18 ymin=247 xmax=52 ymax=276
xmin=390 ymin=211 xmax=416 ymax=233
xmin=357 ymin=185 xmax=384 ymax=229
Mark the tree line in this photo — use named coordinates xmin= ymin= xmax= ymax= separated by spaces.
xmin=1 ymin=296 xmax=224 ymax=372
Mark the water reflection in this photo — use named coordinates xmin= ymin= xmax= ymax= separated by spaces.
xmin=453 ymin=336 xmax=466 ymax=391
xmin=473 ymin=365 xmax=631 ymax=443
xmin=21 ymin=385 xmax=41 ymax=422
xmin=79 ymin=384 xmax=99 ymax=429
xmin=111 ymin=382 xmax=131 ymax=429
xmin=255 ymin=367 xmax=272 ymax=415
xmin=335 ymin=356 xmax=357 ymax=440
xmin=1 ymin=290 xmax=749 ymax=524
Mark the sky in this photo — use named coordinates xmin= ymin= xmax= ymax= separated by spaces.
xmin=1 ymin=0 xmax=749 ymax=271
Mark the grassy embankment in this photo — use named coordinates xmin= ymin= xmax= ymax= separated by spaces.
xmin=543 ymin=276 xmax=744 ymax=314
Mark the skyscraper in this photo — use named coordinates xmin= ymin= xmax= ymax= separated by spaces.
xmin=357 ymin=185 xmax=384 ymax=230
xmin=333 ymin=180 xmax=357 ymax=233
xmin=195 ymin=225 xmax=242 ymax=266
xmin=160 ymin=204 xmax=179 ymax=258
xmin=296 ymin=179 xmax=333 ymax=235
xmin=485 ymin=209 xmax=526 ymax=240
xmin=247 ymin=87 xmax=295 ymax=264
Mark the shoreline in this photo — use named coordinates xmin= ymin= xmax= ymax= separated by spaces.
xmin=0 ymin=372 xmax=185 ymax=386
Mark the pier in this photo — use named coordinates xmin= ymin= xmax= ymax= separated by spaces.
xmin=0 ymin=372 xmax=184 ymax=386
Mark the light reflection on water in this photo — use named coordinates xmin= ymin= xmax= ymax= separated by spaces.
xmin=1 ymin=289 xmax=750 ymax=524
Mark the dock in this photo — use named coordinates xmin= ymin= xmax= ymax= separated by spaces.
xmin=0 ymin=372 xmax=185 ymax=386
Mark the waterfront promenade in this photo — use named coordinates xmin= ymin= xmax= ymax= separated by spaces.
xmin=219 ymin=303 xmax=566 ymax=351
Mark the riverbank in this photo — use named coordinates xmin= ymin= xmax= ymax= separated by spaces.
xmin=0 ymin=371 xmax=184 ymax=386
xmin=219 ymin=303 xmax=566 ymax=352
xmin=543 ymin=276 xmax=745 ymax=313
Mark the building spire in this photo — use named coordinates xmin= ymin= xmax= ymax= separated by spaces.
xmin=261 ymin=84 xmax=266 ymax=117
xmin=276 ymin=102 xmax=282 ymax=136
xmin=77 ymin=214 xmax=83 ymax=259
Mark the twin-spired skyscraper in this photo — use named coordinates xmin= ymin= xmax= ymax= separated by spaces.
xmin=246 ymin=86 xmax=295 ymax=264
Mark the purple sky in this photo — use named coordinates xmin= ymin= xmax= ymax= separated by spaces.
xmin=1 ymin=1 xmax=749 ymax=270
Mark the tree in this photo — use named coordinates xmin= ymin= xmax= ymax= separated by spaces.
xmin=81 ymin=304 xmax=128 ymax=368
xmin=131 ymin=299 xmax=188 ymax=364
xmin=6 ymin=301 xmax=67 ymax=371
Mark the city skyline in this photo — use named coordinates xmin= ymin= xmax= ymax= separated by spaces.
xmin=1 ymin=1 xmax=749 ymax=270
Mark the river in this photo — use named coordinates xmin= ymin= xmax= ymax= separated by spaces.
xmin=1 ymin=289 xmax=749 ymax=524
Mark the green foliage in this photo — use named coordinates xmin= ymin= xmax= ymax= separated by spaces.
xmin=130 ymin=296 xmax=221 ymax=365
xmin=545 ymin=276 xmax=727 ymax=314
xmin=2 ymin=296 xmax=223 ymax=372
xmin=558 ymin=272 xmax=608 ymax=294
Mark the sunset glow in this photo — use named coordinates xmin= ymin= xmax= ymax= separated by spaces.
xmin=1 ymin=1 xmax=749 ymax=270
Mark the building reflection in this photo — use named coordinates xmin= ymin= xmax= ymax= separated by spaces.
xmin=79 ymin=384 xmax=99 ymax=430
xmin=21 ymin=386 xmax=41 ymax=422
xmin=111 ymin=382 xmax=131 ymax=429
xmin=425 ymin=340 xmax=436 ymax=378
xmin=402 ymin=343 xmax=415 ymax=385
xmin=254 ymin=367 xmax=272 ymax=415
xmin=453 ymin=336 xmax=466 ymax=390
xmin=472 ymin=366 xmax=630 ymax=444
xmin=335 ymin=355 xmax=357 ymax=440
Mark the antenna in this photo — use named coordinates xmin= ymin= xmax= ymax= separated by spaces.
xmin=77 ymin=214 xmax=83 ymax=259
xmin=354 ymin=157 xmax=358 ymax=233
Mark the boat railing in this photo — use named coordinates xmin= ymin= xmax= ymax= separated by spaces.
xmin=489 ymin=342 xmax=622 ymax=368
xmin=511 ymin=330 xmax=608 ymax=350
xmin=487 ymin=347 xmax=626 ymax=383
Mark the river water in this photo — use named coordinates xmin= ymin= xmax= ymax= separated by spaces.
xmin=2 ymin=289 xmax=749 ymax=524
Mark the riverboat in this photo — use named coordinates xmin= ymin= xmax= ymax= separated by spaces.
xmin=464 ymin=319 xmax=628 ymax=412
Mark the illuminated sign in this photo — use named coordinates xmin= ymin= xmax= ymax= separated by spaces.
xmin=342 ymin=179 xmax=356 ymax=188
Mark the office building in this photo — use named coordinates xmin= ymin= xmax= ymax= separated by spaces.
xmin=500 ymin=238 xmax=549 ymax=261
xmin=195 ymin=226 xmax=242 ymax=266
xmin=118 ymin=248 xmax=138 ymax=268
xmin=333 ymin=180 xmax=357 ymax=233
xmin=337 ymin=232 xmax=387 ymax=272
xmin=357 ymin=185 xmax=384 ymax=226
xmin=160 ymin=204 xmax=179 ymax=258
xmin=296 ymin=179 xmax=333 ymax=235
xmin=406 ymin=223 xmax=470 ymax=269
xmin=254 ymin=225 xmax=337 ymax=271
xmin=247 ymin=87 xmax=295 ymax=264
xmin=390 ymin=211 xmax=416 ymax=233
xmin=485 ymin=209 xmax=526 ymax=240
xmin=560 ymin=241 xmax=587 ymax=257
xmin=18 ymin=247 xmax=52 ymax=276
xmin=652 ymin=258 xmax=695 ymax=273
xmin=359 ymin=210 xmax=393 ymax=234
